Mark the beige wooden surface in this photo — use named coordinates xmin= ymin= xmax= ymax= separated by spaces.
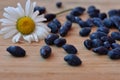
xmin=0 ymin=0 xmax=120 ymax=80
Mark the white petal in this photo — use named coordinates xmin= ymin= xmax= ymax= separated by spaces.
xmin=4 ymin=7 xmax=20 ymax=19
xmin=17 ymin=3 xmax=25 ymax=16
xmin=3 ymin=13 xmax=17 ymax=21
xmin=35 ymin=27 xmax=50 ymax=39
xmin=25 ymin=0 xmax=31 ymax=16
xmin=33 ymin=33 xmax=39 ymax=42
xmin=35 ymin=17 xmax=46 ymax=22
xmin=0 ymin=18 xmax=15 ymax=24
xmin=0 ymin=26 xmax=15 ymax=34
xmin=12 ymin=33 xmax=21 ymax=43
xmin=23 ymin=34 xmax=34 ymax=43
xmin=4 ymin=29 xmax=17 ymax=39
xmin=29 ymin=2 xmax=36 ymax=17
xmin=31 ymin=11 xmax=39 ymax=20
xmin=1 ymin=22 xmax=16 ymax=26
xmin=36 ymin=23 xmax=51 ymax=32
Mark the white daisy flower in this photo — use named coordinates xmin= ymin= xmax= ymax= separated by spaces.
xmin=0 ymin=0 xmax=51 ymax=43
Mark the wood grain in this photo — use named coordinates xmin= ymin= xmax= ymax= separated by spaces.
xmin=0 ymin=0 xmax=120 ymax=80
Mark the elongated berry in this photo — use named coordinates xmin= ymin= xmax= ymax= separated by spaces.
xmin=44 ymin=13 xmax=56 ymax=22
xmin=7 ymin=46 xmax=26 ymax=57
xmin=54 ymin=38 xmax=66 ymax=47
xmin=64 ymin=54 xmax=82 ymax=66
xmin=62 ymin=44 xmax=78 ymax=54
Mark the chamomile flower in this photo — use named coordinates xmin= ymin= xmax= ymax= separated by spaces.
xmin=0 ymin=0 xmax=51 ymax=43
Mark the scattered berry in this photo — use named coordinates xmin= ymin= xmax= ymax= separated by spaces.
xmin=101 ymin=36 xmax=116 ymax=44
xmin=54 ymin=38 xmax=66 ymax=47
xmin=40 ymin=45 xmax=52 ymax=58
xmin=70 ymin=6 xmax=86 ymax=16
xmin=34 ymin=6 xmax=46 ymax=15
xmin=59 ymin=21 xmax=72 ymax=37
xmin=108 ymin=48 xmax=120 ymax=59
xmin=90 ymin=31 xmax=107 ymax=40
xmin=103 ymin=18 xmax=114 ymax=28
xmin=62 ymin=44 xmax=78 ymax=54
xmin=103 ymin=41 xmax=111 ymax=49
xmin=97 ymin=27 xmax=109 ymax=34
xmin=98 ymin=13 xmax=107 ymax=20
xmin=52 ymin=18 xmax=61 ymax=29
xmin=84 ymin=39 xmax=92 ymax=50
xmin=45 ymin=34 xmax=59 ymax=45
xmin=7 ymin=46 xmax=26 ymax=57
xmin=92 ymin=46 xmax=108 ymax=55
xmin=111 ymin=43 xmax=120 ymax=49
xmin=79 ymin=27 xmax=91 ymax=36
xmin=111 ymin=31 xmax=120 ymax=40
xmin=56 ymin=2 xmax=62 ymax=8
xmin=64 ymin=54 xmax=82 ymax=66
xmin=44 ymin=13 xmax=56 ymax=22
xmin=92 ymin=39 xmax=103 ymax=48
xmin=47 ymin=22 xmax=59 ymax=33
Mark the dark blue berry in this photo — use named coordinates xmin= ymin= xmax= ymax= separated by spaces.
xmin=92 ymin=46 xmax=108 ymax=55
xmin=78 ymin=20 xmax=90 ymax=28
xmin=92 ymin=39 xmax=103 ymax=48
xmin=86 ymin=18 xmax=94 ymax=27
xmin=110 ymin=16 xmax=120 ymax=29
xmin=66 ymin=14 xmax=81 ymax=23
xmin=103 ymin=41 xmax=111 ymax=49
xmin=103 ymin=18 xmax=114 ymax=28
xmin=40 ymin=45 xmax=51 ymax=58
xmin=111 ymin=31 xmax=120 ymax=40
xmin=90 ymin=32 xmax=107 ymax=40
xmin=7 ymin=46 xmax=26 ymax=57
xmin=34 ymin=6 xmax=46 ymax=15
xmin=59 ymin=21 xmax=72 ymax=37
xmin=47 ymin=22 xmax=59 ymax=33
xmin=92 ymin=18 xmax=105 ymax=27
xmin=101 ymin=36 xmax=116 ymax=44
xmin=70 ymin=6 xmax=86 ymax=16
xmin=84 ymin=39 xmax=92 ymax=50
xmin=66 ymin=14 xmax=76 ymax=22
xmin=97 ymin=27 xmax=109 ymax=34
xmin=62 ymin=44 xmax=78 ymax=54
xmin=108 ymin=9 xmax=119 ymax=17
xmin=79 ymin=27 xmax=91 ymax=36
xmin=64 ymin=54 xmax=82 ymax=66
xmin=54 ymin=38 xmax=66 ymax=47
xmin=56 ymin=2 xmax=62 ymax=8
xmin=111 ymin=43 xmax=120 ymax=49
xmin=108 ymin=48 xmax=120 ymax=59
xmin=98 ymin=13 xmax=107 ymax=20
xmin=45 ymin=34 xmax=59 ymax=45
xmin=52 ymin=18 xmax=61 ymax=29
xmin=87 ymin=5 xmax=100 ymax=18
xmin=44 ymin=14 xmax=56 ymax=22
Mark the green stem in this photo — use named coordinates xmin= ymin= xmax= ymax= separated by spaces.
xmin=56 ymin=8 xmax=73 ymax=16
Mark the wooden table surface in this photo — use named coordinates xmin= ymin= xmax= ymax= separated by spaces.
xmin=0 ymin=0 xmax=120 ymax=80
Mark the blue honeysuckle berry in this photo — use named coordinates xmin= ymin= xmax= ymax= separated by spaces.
xmin=34 ymin=6 xmax=46 ymax=15
xmin=79 ymin=27 xmax=91 ymax=37
xmin=62 ymin=44 xmax=78 ymax=54
xmin=108 ymin=48 xmax=120 ymax=60
xmin=92 ymin=46 xmax=108 ymax=55
xmin=7 ymin=46 xmax=26 ymax=57
xmin=54 ymin=38 xmax=66 ymax=47
xmin=40 ymin=45 xmax=52 ymax=59
xmin=64 ymin=54 xmax=82 ymax=66
xmin=45 ymin=33 xmax=59 ymax=45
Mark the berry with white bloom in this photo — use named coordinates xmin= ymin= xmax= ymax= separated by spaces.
xmin=0 ymin=0 xmax=51 ymax=43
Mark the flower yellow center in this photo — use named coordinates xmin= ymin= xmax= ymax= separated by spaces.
xmin=16 ymin=17 xmax=35 ymax=35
